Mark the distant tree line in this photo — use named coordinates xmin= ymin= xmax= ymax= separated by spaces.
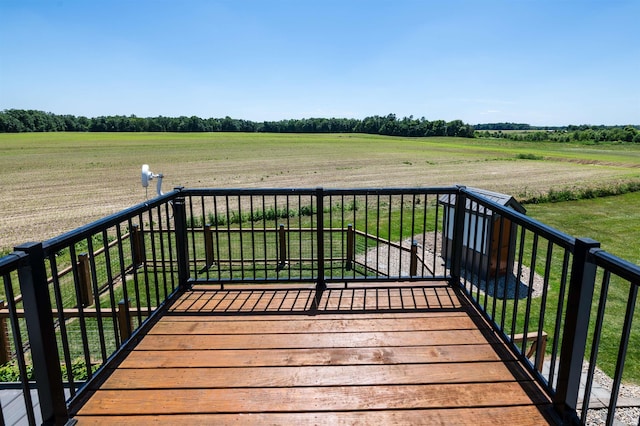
xmin=0 ymin=109 xmax=475 ymax=137
xmin=476 ymin=125 xmax=640 ymax=143
xmin=473 ymin=122 xmax=640 ymax=143
xmin=473 ymin=122 xmax=561 ymax=131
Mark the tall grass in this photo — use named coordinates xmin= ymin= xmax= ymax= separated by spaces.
xmin=519 ymin=180 xmax=640 ymax=204
xmin=187 ymin=201 xmax=362 ymax=228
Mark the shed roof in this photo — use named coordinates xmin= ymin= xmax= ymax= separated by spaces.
xmin=438 ymin=187 xmax=526 ymax=215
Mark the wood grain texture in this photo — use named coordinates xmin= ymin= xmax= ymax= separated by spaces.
xmin=136 ymin=329 xmax=495 ymax=350
xmin=119 ymin=344 xmax=503 ymax=368
xmin=78 ymin=382 xmax=550 ymax=414
xmin=99 ymin=362 xmax=534 ymax=389
xmin=72 ymin=283 xmax=553 ymax=424
xmin=75 ymin=406 xmax=556 ymax=426
xmin=148 ymin=315 xmax=479 ymax=334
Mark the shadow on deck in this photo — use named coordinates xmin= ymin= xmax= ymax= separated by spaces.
xmin=71 ymin=282 xmax=556 ymax=425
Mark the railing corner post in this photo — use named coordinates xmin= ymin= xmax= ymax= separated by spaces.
xmin=449 ymin=187 xmax=467 ymax=285
xmin=131 ymin=224 xmax=145 ymax=267
xmin=554 ymin=237 xmax=600 ymax=423
xmin=315 ymin=187 xmax=325 ymax=294
xmin=346 ymin=224 xmax=354 ymax=271
xmin=204 ymin=224 xmax=215 ymax=268
xmin=278 ymin=224 xmax=287 ymax=267
xmin=410 ymin=240 xmax=418 ymax=277
xmin=172 ymin=195 xmax=190 ymax=289
xmin=14 ymin=241 xmax=69 ymax=425
xmin=117 ymin=299 xmax=133 ymax=342
xmin=77 ymin=253 xmax=93 ymax=307
xmin=0 ymin=301 xmax=10 ymax=365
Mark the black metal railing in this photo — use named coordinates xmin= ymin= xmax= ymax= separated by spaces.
xmin=0 ymin=186 xmax=637 ymax=425
xmin=454 ymin=187 xmax=639 ymax=426
xmin=580 ymin=251 xmax=640 ymax=425
xmin=0 ymin=190 xmax=185 ymax=424
xmin=182 ymin=188 xmax=452 ymax=286
xmin=0 ymin=251 xmax=38 ymax=425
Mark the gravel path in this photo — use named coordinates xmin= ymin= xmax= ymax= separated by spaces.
xmin=587 ymin=407 xmax=640 ymax=425
xmin=584 ymin=363 xmax=640 ymax=425
xmin=356 ymin=232 xmax=545 ymax=298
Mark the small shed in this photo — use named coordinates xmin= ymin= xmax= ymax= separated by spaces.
xmin=438 ymin=188 xmax=526 ymax=277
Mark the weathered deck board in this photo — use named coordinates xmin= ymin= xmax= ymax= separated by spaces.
xmin=79 ymin=382 xmax=549 ymax=413
xmin=73 ymin=406 xmax=554 ymax=426
xmin=118 ymin=344 xmax=504 ymax=368
xmin=72 ymin=283 xmax=555 ymax=424
xmin=97 ymin=362 xmax=532 ymax=389
xmin=149 ymin=313 xmax=479 ymax=334
xmin=136 ymin=328 xmax=493 ymax=350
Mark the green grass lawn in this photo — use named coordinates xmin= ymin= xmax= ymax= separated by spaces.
xmin=526 ymin=192 xmax=640 ymax=266
xmin=523 ymin=193 xmax=640 ymax=383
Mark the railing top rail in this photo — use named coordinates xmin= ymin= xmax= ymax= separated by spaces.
xmin=460 ymin=187 xmax=577 ymax=251
xmin=184 ymin=187 xmax=319 ymax=197
xmin=41 ymin=189 xmax=181 ymax=254
xmin=0 ymin=250 xmax=28 ymax=275
xmin=323 ymin=187 xmax=459 ymax=195
xmin=591 ymin=249 xmax=640 ymax=284
xmin=182 ymin=186 xmax=460 ymax=197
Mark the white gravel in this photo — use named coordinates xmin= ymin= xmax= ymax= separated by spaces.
xmin=584 ymin=364 xmax=640 ymax=425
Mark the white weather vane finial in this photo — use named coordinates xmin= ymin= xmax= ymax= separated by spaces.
xmin=141 ymin=164 xmax=164 ymax=198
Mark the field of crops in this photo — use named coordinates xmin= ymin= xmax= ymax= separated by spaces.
xmin=2 ymin=132 xmax=640 ymax=252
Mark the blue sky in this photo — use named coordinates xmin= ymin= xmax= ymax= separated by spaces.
xmin=1 ymin=0 xmax=638 ymax=126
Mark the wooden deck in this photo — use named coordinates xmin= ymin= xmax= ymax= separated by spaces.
xmin=72 ymin=282 xmax=556 ymax=425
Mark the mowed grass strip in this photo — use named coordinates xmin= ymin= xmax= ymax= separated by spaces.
xmin=527 ymin=192 xmax=640 ymax=266
xmin=527 ymin=193 xmax=640 ymax=383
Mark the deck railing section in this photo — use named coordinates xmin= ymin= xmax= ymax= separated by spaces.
xmin=455 ymin=187 xmax=639 ymax=426
xmin=580 ymin=251 xmax=640 ymax=425
xmin=0 ymin=190 xmax=184 ymax=424
xmin=0 ymin=252 xmax=38 ymax=425
xmin=183 ymin=188 xmax=453 ymax=286
xmin=0 ymin=186 xmax=638 ymax=425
